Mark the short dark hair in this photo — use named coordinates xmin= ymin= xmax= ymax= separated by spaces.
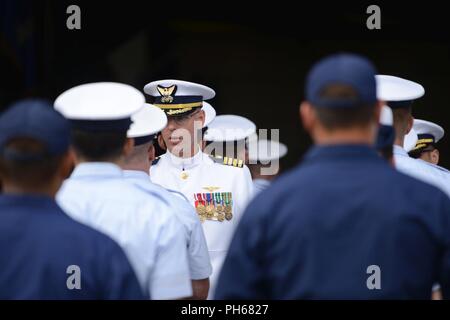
xmin=0 ymin=138 xmax=63 ymax=188
xmin=313 ymin=84 xmax=377 ymax=130
xmin=72 ymin=129 xmax=127 ymax=161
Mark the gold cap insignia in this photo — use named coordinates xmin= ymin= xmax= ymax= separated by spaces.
xmin=157 ymin=85 xmax=177 ymax=103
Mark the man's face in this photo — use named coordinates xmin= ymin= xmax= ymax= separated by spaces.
xmin=160 ymin=109 xmax=205 ymax=157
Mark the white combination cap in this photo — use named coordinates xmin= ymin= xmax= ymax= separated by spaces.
xmin=204 ymin=114 xmax=257 ymax=142
xmin=379 ymin=105 xmax=393 ymax=126
xmin=144 ymin=79 xmax=215 ymax=116
xmin=248 ymin=139 xmax=288 ymax=162
xmin=376 ymin=75 xmax=425 ymax=105
xmin=55 ymin=82 xmax=144 ymax=120
xmin=202 ymin=102 xmax=216 ymax=128
xmin=127 ymin=103 xmax=167 ymax=139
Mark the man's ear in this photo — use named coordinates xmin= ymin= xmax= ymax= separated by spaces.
xmin=405 ymin=114 xmax=414 ymax=134
xmin=300 ymin=101 xmax=314 ymax=133
xmin=60 ymin=148 xmax=76 ymax=180
xmin=430 ymin=149 xmax=440 ymax=165
xmin=195 ymin=110 xmax=206 ymax=129
xmin=123 ymin=138 xmax=134 ymax=157
xmin=157 ymin=134 xmax=167 ymax=150
xmin=374 ymin=101 xmax=383 ymax=124
xmin=148 ymin=143 xmax=156 ymax=162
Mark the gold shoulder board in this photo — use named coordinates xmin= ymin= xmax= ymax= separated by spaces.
xmin=209 ymin=155 xmax=244 ymax=168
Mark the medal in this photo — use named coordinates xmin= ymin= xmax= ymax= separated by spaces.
xmin=205 ymin=193 xmax=215 ymax=218
xmin=206 ymin=205 xmax=214 ymax=218
xmin=223 ymin=192 xmax=233 ymax=220
xmin=196 ymin=204 xmax=206 ymax=215
xmin=195 ymin=193 xmax=206 ymax=218
xmin=214 ymin=193 xmax=223 ymax=212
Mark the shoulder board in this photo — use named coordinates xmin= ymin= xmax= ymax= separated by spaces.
xmin=152 ymin=156 xmax=161 ymax=166
xmin=209 ymin=154 xmax=244 ymax=168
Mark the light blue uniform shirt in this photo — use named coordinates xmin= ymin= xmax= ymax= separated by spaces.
xmin=123 ymin=170 xmax=212 ymax=280
xmin=57 ymin=163 xmax=192 ymax=300
xmin=393 ymin=145 xmax=450 ymax=198
xmin=252 ymin=179 xmax=272 ymax=197
xmin=420 ymin=160 xmax=450 ymax=174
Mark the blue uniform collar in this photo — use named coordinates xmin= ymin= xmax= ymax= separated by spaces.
xmin=0 ymin=193 xmax=59 ymax=211
xmin=304 ymin=144 xmax=380 ymax=162
xmin=70 ymin=162 xmax=123 ymax=179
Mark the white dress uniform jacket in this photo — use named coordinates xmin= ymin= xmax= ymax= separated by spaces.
xmin=150 ymin=151 xmax=254 ymax=298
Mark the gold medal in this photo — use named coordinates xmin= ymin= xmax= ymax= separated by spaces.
xmin=225 ymin=205 xmax=233 ymax=220
xmin=216 ymin=205 xmax=224 ymax=213
xmin=181 ymin=172 xmax=189 ymax=180
xmin=217 ymin=213 xmax=225 ymax=222
xmin=206 ymin=205 xmax=215 ymax=219
xmin=196 ymin=204 xmax=206 ymax=215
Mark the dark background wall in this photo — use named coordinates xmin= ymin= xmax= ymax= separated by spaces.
xmin=1 ymin=0 xmax=449 ymax=170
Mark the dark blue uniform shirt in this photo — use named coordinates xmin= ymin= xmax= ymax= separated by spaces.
xmin=0 ymin=194 xmax=145 ymax=299
xmin=215 ymin=145 xmax=450 ymax=299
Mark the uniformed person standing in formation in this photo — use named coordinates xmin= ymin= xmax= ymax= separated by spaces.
xmin=0 ymin=100 xmax=144 ymax=299
xmin=215 ymin=53 xmax=450 ymax=299
xmin=376 ymin=75 xmax=450 ymax=197
xmin=55 ymin=82 xmax=192 ymax=300
xmin=375 ymin=105 xmax=396 ymax=165
xmin=145 ymin=80 xmax=253 ymax=298
xmin=407 ymin=119 xmax=446 ymax=167
xmin=123 ymin=103 xmax=212 ymax=299
xmin=403 ymin=117 xmax=449 ymax=299
xmin=203 ymin=114 xmax=257 ymax=163
xmin=247 ymin=139 xmax=288 ymax=196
